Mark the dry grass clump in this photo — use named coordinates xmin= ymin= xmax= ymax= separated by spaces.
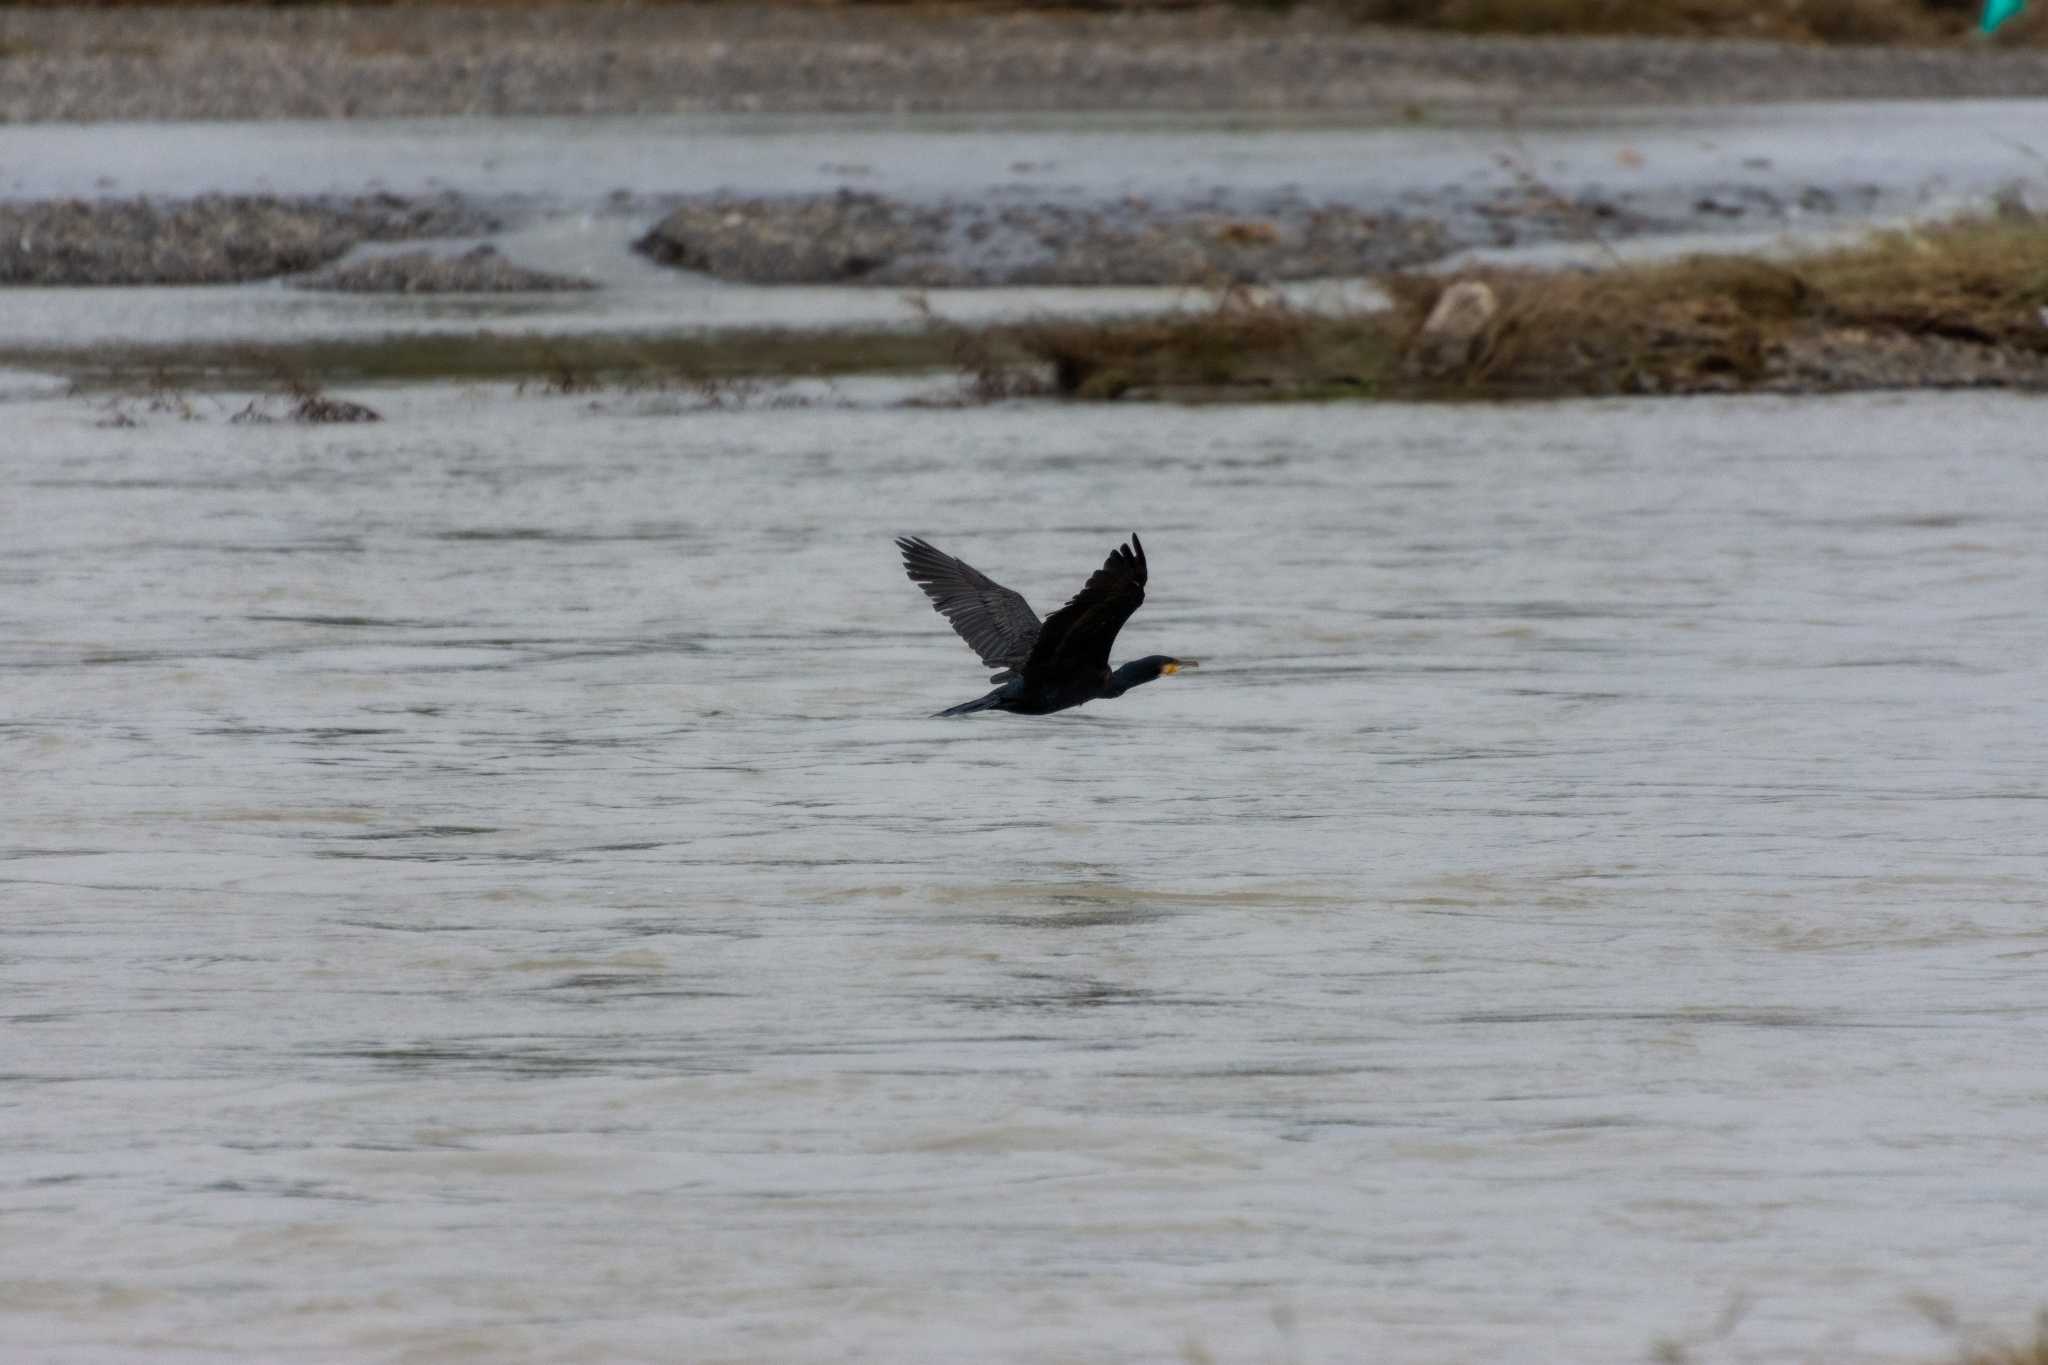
xmin=1383 ymin=214 xmax=2048 ymax=395
xmin=228 ymin=375 xmax=382 ymax=424
xmin=903 ymin=294 xmax=1047 ymax=401
xmin=1007 ymin=214 xmax=2048 ymax=401
xmin=1797 ymin=213 xmax=2048 ymax=339
xmin=1016 ymin=289 xmax=1399 ymax=400
xmin=1950 ymin=1311 xmax=2048 ymax=1365
xmin=22 ymin=216 xmax=2048 ymax=403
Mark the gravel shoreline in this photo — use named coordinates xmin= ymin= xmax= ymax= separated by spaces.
xmin=0 ymin=194 xmax=494 ymax=286
xmin=0 ymin=177 xmax=1900 ymax=289
xmin=4 ymin=5 xmax=2048 ymax=123
xmin=4 ymin=8 xmax=2042 ymax=301
xmin=632 ymin=181 xmax=1890 ymax=287
xmin=634 ymin=190 xmax=1455 ymax=286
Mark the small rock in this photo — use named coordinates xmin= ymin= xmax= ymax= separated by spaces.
xmin=1411 ymin=279 xmax=1498 ymax=374
xmin=291 ymin=394 xmax=381 ymax=424
xmin=231 ymin=392 xmax=382 ymax=424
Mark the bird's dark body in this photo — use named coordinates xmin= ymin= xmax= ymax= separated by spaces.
xmin=941 ymin=667 xmax=1115 ymax=717
xmin=897 ymin=532 xmax=1194 ymax=718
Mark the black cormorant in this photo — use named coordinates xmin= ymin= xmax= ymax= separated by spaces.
xmin=897 ymin=532 xmax=1197 ymax=717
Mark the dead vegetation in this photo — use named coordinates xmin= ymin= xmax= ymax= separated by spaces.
xmin=229 ymin=375 xmax=382 ymax=424
xmin=1014 ymin=286 xmax=1397 ymax=400
xmin=1914 ymin=1302 xmax=2048 ymax=1365
xmin=31 ymin=215 xmax=2048 ymax=406
xmin=1956 ymin=1319 xmax=2048 ymax=1365
xmin=211 ymin=375 xmax=373 ymax=424
xmin=12 ymin=328 xmax=961 ymax=395
xmin=1379 ymin=211 xmax=2048 ymax=396
xmin=904 ymin=294 xmax=1046 ymax=401
xmin=1014 ymin=213 xmax=2048 ymax=400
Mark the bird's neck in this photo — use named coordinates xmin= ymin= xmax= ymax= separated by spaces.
xmin=1103 ymin=661 xmax=1156 ymax=698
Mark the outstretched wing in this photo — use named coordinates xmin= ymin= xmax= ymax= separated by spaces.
xmin=897 ymin=536 xmax=1043 ymax=680
xmin=1022 ymin=534 xmax=1147 ymax=684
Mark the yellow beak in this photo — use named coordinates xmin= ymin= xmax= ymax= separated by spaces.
xmin=1163 ymin=660 xmax=1198 ymax=675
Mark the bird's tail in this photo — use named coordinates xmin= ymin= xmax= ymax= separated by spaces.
xmin=935 ymin=688 xmax=1005 ymax=718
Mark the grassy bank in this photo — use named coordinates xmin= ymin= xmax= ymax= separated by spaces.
xmin=1 ymin=328 xmax=970 ymax=393
xmin=1958 ymin=1320 xmax=2048 ymax=1365
xmin=14 ymin=216 xmax=2048 ymax=404
xmin=1022 ymin=214 xmax=2048 ymax=400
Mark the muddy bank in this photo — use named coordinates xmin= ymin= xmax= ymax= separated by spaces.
xmin=22 ymin=304 xmax=2044 ymax=404
xmin=17 ymin=217 xmax=2047 ymax=401
xmin=634 ymin=181 xmax=1887 ymax=287
xmin=5 ymin=5 xmax=2048 ymax=123
xmin=0 ymin=194 xmax=492 ymax=286
xmin=1022 ymin=215 xmax=2048 ymax=399
xmin=1032 ymin=310 xmax=2048 ymax=402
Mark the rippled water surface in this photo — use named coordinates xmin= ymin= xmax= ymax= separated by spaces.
xmin=5 ymin=388 xmax=2046 ymax=1363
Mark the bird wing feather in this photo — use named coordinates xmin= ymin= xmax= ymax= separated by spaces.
xmin=1022 ymin=534 xmax=1147 ymax=684
xmin=897 ymin=536 xmax=1043 ymax=680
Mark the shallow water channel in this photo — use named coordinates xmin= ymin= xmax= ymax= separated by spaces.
xmin=4 ymin=100 xmax=2043 ymax=349
xmin=4 ymin=385 xmax=2046 ymax=1362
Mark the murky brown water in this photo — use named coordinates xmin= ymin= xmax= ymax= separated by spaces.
xmin=4 ymin=386 xmax=2046 ymax=1363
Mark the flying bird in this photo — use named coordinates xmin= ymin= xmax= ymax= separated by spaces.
xmin=897 ymin=532 xmax=1197 ymax=717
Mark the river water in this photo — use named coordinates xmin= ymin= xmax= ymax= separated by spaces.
xmin=4 ymin=384 xmax=2045 ymax=1363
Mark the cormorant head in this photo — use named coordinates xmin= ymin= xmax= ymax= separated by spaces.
xmin=1106 ymin=655 xmax=1199 ymax=696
